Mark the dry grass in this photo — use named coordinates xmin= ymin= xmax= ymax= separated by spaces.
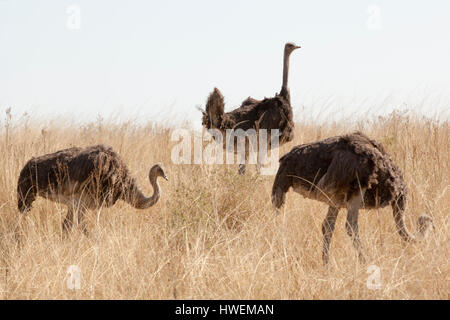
xmin=0 ymin=110 xmax=448 ymax=299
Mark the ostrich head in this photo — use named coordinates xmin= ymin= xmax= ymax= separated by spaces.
xmin=285 ymin=42 xmax=301 ymax=55
xmin=418 ymin=214 xmax=434 ymax=233
xmin=149 ymin=164 xmax=168 ymax=182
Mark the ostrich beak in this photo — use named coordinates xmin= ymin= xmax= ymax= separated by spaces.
xmin=163 ymin=174 xmax=168 ymax=181
xmin=295 ymin=45 xmax=301 ymax=49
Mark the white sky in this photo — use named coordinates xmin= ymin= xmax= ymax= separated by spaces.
xmin=1 ymin=0 xmax=449 ymax=125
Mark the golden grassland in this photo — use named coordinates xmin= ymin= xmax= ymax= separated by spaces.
xmin=0 ymin=110 xmax=448 ymax=299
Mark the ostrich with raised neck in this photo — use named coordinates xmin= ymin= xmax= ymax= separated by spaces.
xmin=200 ymin=42 xmax=300 ymax=174
xmin=17 ymin=144 xmax=168 ymax=235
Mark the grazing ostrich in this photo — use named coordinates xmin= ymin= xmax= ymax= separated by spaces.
xmin=17 ymin=145 xmax=168 ymax=235
xmin=271 ymin=132 xmax=433 ymax=264
xmin=200 ymin=42 xmax=300 ymax=174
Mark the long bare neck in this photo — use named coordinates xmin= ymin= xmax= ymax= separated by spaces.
xmin=280 ymin=49 xmax=291 ymax=97
xmin=125 ymin=174 xmax=160 ymax=209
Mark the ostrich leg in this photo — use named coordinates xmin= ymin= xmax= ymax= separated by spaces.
xmin=238 ymin=143 xmax=249 ymax=175
xmin=62 ymin=206 xmax=74 ymax=233
xmin=77 ymin=207 xmax=89 ymax=236
xmin=345 ymin=191 xmax=366 ymax=263
xmin=322 ymin=206 xmax=339 ymax=264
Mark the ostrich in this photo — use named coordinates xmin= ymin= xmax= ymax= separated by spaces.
xmin=17 ymin=144 xmax=168 ymax=235
xmin=271 ymin=131 xmax=434 ymax=264
xmin=200 ymin=42 xmax=300 ymax=174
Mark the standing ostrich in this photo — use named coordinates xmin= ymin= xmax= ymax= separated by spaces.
xmin=200 ymin=42 xmax=300 ymax=174
xmin=271 ymin=132 xmax=433 ymax=264
xmin=17 ymin=144 xmax=168 ymax=235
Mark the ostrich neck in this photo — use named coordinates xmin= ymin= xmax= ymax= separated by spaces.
xmin=128 ymin=176 xmax=160 ymax=209
xmin=281 ymin=50 xmax=290 ymax=94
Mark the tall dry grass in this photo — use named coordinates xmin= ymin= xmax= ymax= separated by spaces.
xmin=0 ymin=110 xmax=448 ymax=299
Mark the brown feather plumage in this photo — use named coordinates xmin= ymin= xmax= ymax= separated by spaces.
xmin=200 ymin=43 xmax=300 ymax=174
xmin=17 ymin=144 xmax=167 ymax=234
xmin=272 ymin=131 xmax=433 ymax=264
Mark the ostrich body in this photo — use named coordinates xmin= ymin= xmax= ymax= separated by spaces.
xmin=17 ymin=144 xmax=168 ymax=234
xmin=271 ymin=132 xmax=433 ymax=264
xmin=200 ymin=42 xmax=300 ymax=174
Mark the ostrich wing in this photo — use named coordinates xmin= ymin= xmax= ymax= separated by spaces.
xmin=316 ymin=150 xmax=374 ymax=198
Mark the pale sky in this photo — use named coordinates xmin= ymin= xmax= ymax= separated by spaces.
xmin=1 ymin=0 xmax=449 ymax=125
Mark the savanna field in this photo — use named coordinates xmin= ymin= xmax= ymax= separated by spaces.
xmin=0 ymin=110 xmax=448 ymax=299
